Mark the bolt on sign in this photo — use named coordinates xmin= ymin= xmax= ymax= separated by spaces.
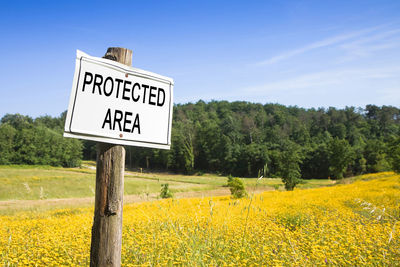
xmin=64 ymin=50 xmax=174 ymax=149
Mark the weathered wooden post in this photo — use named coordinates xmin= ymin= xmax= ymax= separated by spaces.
xmin=90 ymin=47 xmax=132 ymax=267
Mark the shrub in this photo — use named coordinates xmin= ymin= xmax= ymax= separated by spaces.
xmin=160 ymin=183 xmax=173 ymax=199
xmin=227 ymin=177 xmax=247 ymax=199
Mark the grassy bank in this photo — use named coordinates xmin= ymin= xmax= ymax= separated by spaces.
xmin=0 ymin=164 xmax=333 ymax=202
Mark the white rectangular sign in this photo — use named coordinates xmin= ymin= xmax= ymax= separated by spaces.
xmin=64 ymin=50 xmax=174 ymax=149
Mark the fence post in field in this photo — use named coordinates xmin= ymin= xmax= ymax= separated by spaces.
xmin=90 ymin=47 xmax=132 ymax=267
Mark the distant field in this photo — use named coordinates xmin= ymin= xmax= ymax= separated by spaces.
xmin=0 ymin=164 xmax=333 ymax=203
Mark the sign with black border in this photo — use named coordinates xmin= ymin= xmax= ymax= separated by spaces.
xmin=64 ymin=50 xmax=174 ymax=149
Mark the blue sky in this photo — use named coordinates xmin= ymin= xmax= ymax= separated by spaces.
xmin=0 ymin=0 xmax=399 ymax=118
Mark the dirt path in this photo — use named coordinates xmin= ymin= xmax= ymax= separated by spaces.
xmin=0 ymin=187 xmax=271 ymax=213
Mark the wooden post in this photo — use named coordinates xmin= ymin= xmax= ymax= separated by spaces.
xmin=90 ymin=47 xmax=132 ymax=267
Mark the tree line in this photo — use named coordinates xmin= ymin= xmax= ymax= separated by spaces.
xmin=0 ymin=101 xmax=399 ymax=179
xmin=0 ymin=112 xmax=82 ymax=167
xmin=119 ymin=101 xmax=400 ymax=179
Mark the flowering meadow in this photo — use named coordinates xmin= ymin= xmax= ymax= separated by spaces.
xmin=1 ymin=172 xmax=399 ymax=266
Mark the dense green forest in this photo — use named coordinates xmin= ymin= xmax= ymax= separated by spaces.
xmin=0 ymin=112 xmax=82 ymax=167
xmin=1 ymin=101 xmax=399 ymax=179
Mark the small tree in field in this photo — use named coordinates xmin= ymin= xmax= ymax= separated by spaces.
xmin=278 ymin=143 xmax=302 ymax=191
xmin=160 ymin=183 xmax=173 ymax=199
xmin=227 ymin=177 xmax=247 ymax=198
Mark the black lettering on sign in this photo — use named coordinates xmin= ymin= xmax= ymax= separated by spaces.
xmin=81 ymin=73 xmax=169 ymax=110
xmin=149 ymin=86 xmax=157 ymax=105
xmin=101 ymin=109 xmax=141 ymax=135
xmin=123 ymin=112 xmax=132 ymax=133
xmin=132 ymin=114 xmax=140 ymax=134
xmin=115 ymin=78 xmax=123 ymax=98
xmin=142 ymin=84 xmax=149 ymax=104
xmin=157 ymin=88 xmax=165 ymax=106
xmin=103 ymin=77 xmax=114 ymax=96
xmin=132 ymin=83 xmax=140 ymax=102
xmin=101 ymin=108 xmax=112 ymax=130
xmin=93 ymin=74 xmax=103 ymax=95
xmin=82 ymin=72 xmax=93 ymax=92
xmin=113 ymin=109 xmax=123 ymax=131
xmin=122 ymin=81 xmax=131 ymax=100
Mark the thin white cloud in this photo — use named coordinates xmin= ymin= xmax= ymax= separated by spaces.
xmin=338 ymin=29 xmax=400 ymax=61
xmin=177 ymin=66 xmax=400 ymax=106
xmin=341 ymin=28 xmax=400 ymax=47
xmin=243 ymin=66 xmax=400 ymax=94
xmin=255 ymin=25 xmax=385 ymax=66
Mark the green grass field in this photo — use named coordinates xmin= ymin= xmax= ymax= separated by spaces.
xmin=0 ymin=163 xmax=333 ymax=203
